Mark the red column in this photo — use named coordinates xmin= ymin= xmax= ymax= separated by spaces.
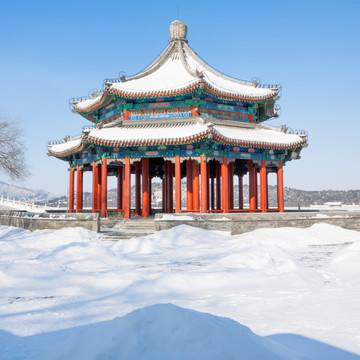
xmin=277 ymin=162 xmax=284 ymax=212
xmin=117 ymin=166 xmax=123 ymax=210
xmin=168 ymin=161 xmax=173 ymax=213
xmin=216 ymin=161 xmax=221 ymax=210
xmin=200 ymin=155 xmax=208 ymax=213
xmin=175 ymin=156 xmax=181 ymax=213
xmin=123 ymin=110 xmax=130 ymax=120
xmin=191 ymin=107 xmax=199 ymax=117
xmin=164 ymin=161 xmax=169 ymax=213
xmin=229 ymin=162 xmax=234 ymax=210
xmin=211 ymin=175 xmax=215 ymax=210
xmin=255 ymin=169 xmax=258 ymax=210
xmin=97 ymin=164 xmax=102 ymax=210
xmin=101 ymin=158 xmax=107 ymax=218
xmin=207 ymin=164 xmax=210 ymax=209
xmin=79 ymin=169 xmax=83 ymax=210
xmin=165 ymin=162 xmax=169 ymax=213
xmin=92 ymin=161 xmax=98 ymax=213
xmin=123 ymin=158 xmax=131 ymax=219
xmin=135 ymin=162 xmax=141 ymax=216
xmin=148 ymin=175 xmax=152 ymax=215
xmin=238 ymin=174 xmax=244 ymax=210
xmin=142 ymin=158 xmax=149 ymax=218
xmin=76 ymin=165 xmax=83 ymax=213
xmin=260 ymin=160 xmax=268 ymax=213
xmin=221 ymin=158 xmax=229 ymax=213
xmin=249 ymin=161 xmax=256 ymax=212
xmin=162 ymin=177 xmax=165 ymax=213
xmin=69 ymin=167 xmax=75 ymax=213
xmin=266 ymin=171 xmax=269 ymax=210
xmin=193 ymin=162 xmax=200 ymax=211
xmin=186 ymin=160 xmax=193 ymax=212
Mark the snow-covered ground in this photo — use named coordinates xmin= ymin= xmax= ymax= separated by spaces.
xmin=0 ymin=224 xmax=359 ymax=359
xmin=289 ymin=204 xmax=360 ymax=212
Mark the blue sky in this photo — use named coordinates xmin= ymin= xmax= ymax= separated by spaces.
xmin=0 ymin=0 xmax=359 ymax=194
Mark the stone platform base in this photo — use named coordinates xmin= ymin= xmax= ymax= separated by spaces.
xmin=2 ymin=210 xmax=360 ymax=237
xmin=0 ymin=211 xmax=100 ymax=232
xmin=154 ymin=211 xmax=360 ymax=235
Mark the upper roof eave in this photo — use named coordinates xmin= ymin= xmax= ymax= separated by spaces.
xmin=72 ymin=92 xmax=113 ymax=115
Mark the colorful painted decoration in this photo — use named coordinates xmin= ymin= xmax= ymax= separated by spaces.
xmin=48 ymin=20 xmax=306 ymax=219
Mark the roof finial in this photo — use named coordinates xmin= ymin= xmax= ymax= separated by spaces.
xmin=169 ymin=20 xmax=188 ymax=43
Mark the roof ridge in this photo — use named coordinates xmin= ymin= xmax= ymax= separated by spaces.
xmin=179 ymin=41 xmax=198 ymax=78
xmin=126 ymin=42 xmax=176 ymax=81
xmin=183 ymin=42 xmax=253 ymax=88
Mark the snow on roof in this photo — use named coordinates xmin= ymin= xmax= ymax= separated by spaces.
xmin=108 ymin=40 xmax=277 ymax=100
xmin=109 ymin=55 xmax=198 ymax=94
xmin=213 ymin=125 xmax=304 ymax=148
xmin=48 ymin=119 xmax=305 ymax=158
xmin=86 ymin=120 xmax=305 ymax=149
xmin=183 ymin=43 xmax=276 ymax=98
xmin=48 ymin=137 xmax=83 ymax=155
xmin=88 ymin=122 xmax=209 ymax=146
xmin=74 ymin=21 xmax=278 ymax=112
xmin=73 ymin=93 xmax=104 ymax=111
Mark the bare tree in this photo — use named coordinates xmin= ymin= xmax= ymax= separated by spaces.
xmin=0 ymin=118 xmax=28 ymax=180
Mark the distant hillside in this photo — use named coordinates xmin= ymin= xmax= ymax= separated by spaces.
xmin=0 ymin=180 xmax=53 ymax=203
xmin=47 ymin=182 xmax=360 ymax=208
xmin=282 ymin=187 xmax=360 ymax=207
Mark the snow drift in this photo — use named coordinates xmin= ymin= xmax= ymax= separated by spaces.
xmin=0 ymin=223 xmax=360 ymax=359
xmin=36 ymin=304 xmax=302 ymax=360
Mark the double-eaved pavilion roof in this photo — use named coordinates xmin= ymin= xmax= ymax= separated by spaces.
xmin=73 ymin=21 xmax=279 ymax=114
xmin=48 ymin=21 xmax=307 ymax=161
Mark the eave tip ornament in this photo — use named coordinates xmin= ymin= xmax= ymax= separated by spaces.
xmin=169 ymin=20 xmax=188 ymax=43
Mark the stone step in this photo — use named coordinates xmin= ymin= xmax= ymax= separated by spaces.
xmin=100 ymin=229 xmax=154 ymax=241
xmin=121 ymin=224 xmax=154 ymax=230
xmin=114 ymin=219 xmax=155 ymax=231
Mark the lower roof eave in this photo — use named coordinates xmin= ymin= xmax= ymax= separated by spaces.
xmin=47 ymin=120 xmax=307 ymax=158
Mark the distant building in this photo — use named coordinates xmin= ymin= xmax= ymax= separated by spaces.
xmin=324 ymin=202 xmax=342 ymax=207
xmin=48 ymin=21 xmax=307 ymax=218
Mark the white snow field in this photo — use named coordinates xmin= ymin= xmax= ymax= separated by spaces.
xmin=0 ymin=224 xmax=359 ymax=359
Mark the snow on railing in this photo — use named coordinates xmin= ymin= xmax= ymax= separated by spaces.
xmin=103 ymin=71 xmax=127 ymax=86
xmin=270 ymin=125 xmax=308 ymax=137
xmin=69 ymin=96 xmax=92 ymax=110
xmin=82 ymin=125 xmax=96 ymax=131
xmin=68 ymin=88 xmax=103 ymax=110
xmin=47 ymin=134 xmax=82 ymax=147
xmin=256 ymin=83 xmax=281 ymax=89
xmin=0 ymin=196 xmax=65 ymax=212
xmin=103 ymin=77 xmax=122 ymax=85
xmin=70 ymin=95 xmax=91 ymax=104
xmin=284 ymin=128 xmax=308 ymax=137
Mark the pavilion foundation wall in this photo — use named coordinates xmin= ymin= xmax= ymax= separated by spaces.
xmin=0 ymin=211 xmax=100 ymax=232
xmin=154 ymin=212 xmax=360 ymax=235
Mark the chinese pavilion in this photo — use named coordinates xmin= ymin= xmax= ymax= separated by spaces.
xmin=48 ymin=21 xmax=307 ymax=219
